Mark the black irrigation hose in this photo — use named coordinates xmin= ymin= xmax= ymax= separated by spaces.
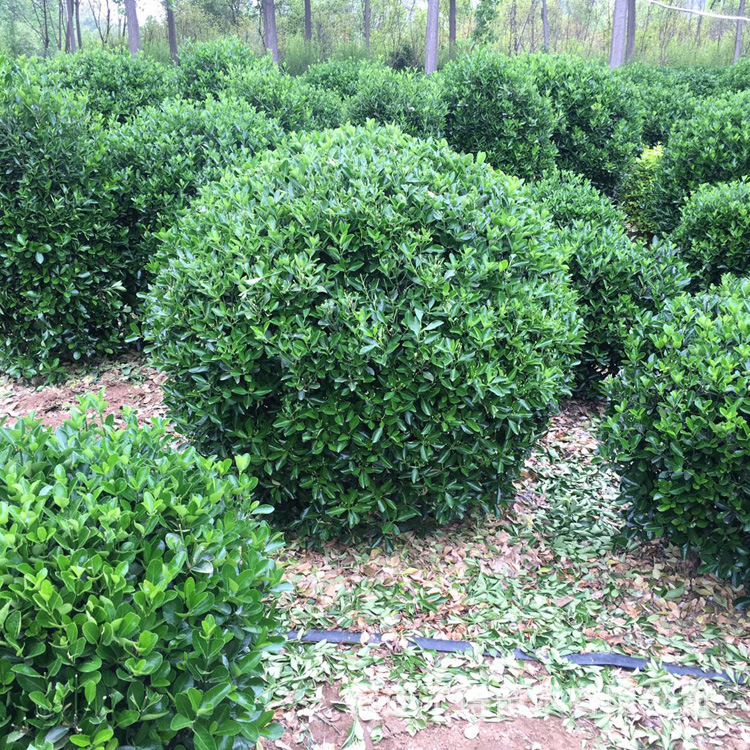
xmin=287 ymin=629 xmax=747 ymax=685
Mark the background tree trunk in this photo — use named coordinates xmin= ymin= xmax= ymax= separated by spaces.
xmin=166 ymin=1 xmax=178 ymax=61
xmin=74 ymin=0 xmax=81 ymax=48
xmin=425 ymin=0 xmax=439 ymax=73
xmin=124 ymin=0 xmax=140 ymax=56
xmin=449 ymin=0 xmax=456 ymax=54
xmin=64 ymin=0 xmax=76 ymax=51
xmin=610 ymin=0 xmax=628 ymax=67
xmin=734 ymin=0 xmax=746 ymax=61
xmin=541 ymin=0 xmax=549 ymax=51
xmin=304 ymin=0 xmax=311 ymax=43
xmin=626 ymin=0 xmax=636 ymax=60
xmin=363 ymin=0 xmax=370 ymax=53
xmin=262 ymin=0 xmax=278 ymax=62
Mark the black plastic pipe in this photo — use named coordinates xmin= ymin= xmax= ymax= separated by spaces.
xmin=287 ymin=629 xmax=746 ymax=684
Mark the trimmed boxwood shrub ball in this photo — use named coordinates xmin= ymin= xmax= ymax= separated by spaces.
xmin=673 ymin=179 xmax=750 ymax=288
xmin=103 ymin=96 xmax=283 ymax=298
xmin=225 ymin=61 xmax=344 ymax=132
xmin=601 ymin=277 xmax=750 ymax=587
xmin=440 ymin=48 xmax=558 ymax=179
xmin=0 ymin=396 xmax=285 ymax=747
xmin=302 ymin=58 xmax=373 ymax=98
xmin=0 ymin=67 xmax=127 ymax=378
xmin=345 ymin=65 xmax=445 ymax=138
xmin=527 ymin=169 xmax=628 ymax=231
xmin=559 ymin=225 xmax=691 ymax=390
xmin=178 ymin=37 xmax=261 ymax=100
xmin=518 ymin=54 xmax=643 ymax=195
xmin=47 ymin=48 xmax=178 ymax=122
xmin=652 ymin=90 xmax=750 ymax=232
xmin=145 ymin=123 xmax=582 ymax=540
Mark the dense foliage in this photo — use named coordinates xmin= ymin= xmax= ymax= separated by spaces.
xmin=519 ymin=54 xmax=643 ymax=194
xmin=620 ymin=145 xmax=663 ymax=236
xmin=145 ymin=123 xmax=582 ymax=540
xmin=652 ymin=89 xmax=750 ymax=231
xmin=440 ymin=49 xmax=558 ymax=179
xmin=0 ymin=396 xmax=285 ymax=748
xmin=104 ymin=96 xmax=283 ymax=296
xmin=601 ymin=278 xmax=750 ymax=587
xmin=0 ymin=66 xmax=127 ymax=378
xmin=49 ymin=48 xmax=178 ymax=122
xmin=346 ymin=65 xmax=445 ymax=137
xmin=225 ymin=60 xmax=344 ymax=131
xmin=673 ymin=179 xmax=750 ymax=288
xmin=302 ymin=58 xmax=372 ymax=98
xmin=177 ymin=38 xmax=261 ymax=99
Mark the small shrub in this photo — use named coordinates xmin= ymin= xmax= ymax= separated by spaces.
xmin=0 ymin=69 xmax=127 ymax=378
xmin=652 ymin=90 xmax=750 ymax=231
xmin=346 ymin=65 xmax=445 ymax=137
xmin=178 ymin=37 xmax=260 ymax=99
xmin=612 ymin=63 xmax=697 ymax=146
xmin=440 ymin=48 xmax=558 ymax=179
xmin=519 ymin=54 xmax=643 ymax=194
xmin=673 ymin=179 xmax=750 ymax=287
xmin=528 ymin=169 xmax=628 ymax=230
xmin=48 ymin=48 xmax=177 ymax=121
xmin=302 ymin=58 xmax=372 ymax=98
xmin=620 ymin=145 xmax=663 ymax=236
xmin=601 ymin=277 xmax=750 ymax=586
xmin=722 ymin=57 xmax=750 ymax=92
xmin=224 ymin=63 xmax=344 ymax=131
xmin=145 ymin=123 xmax=582 ymax=540
xmin=0 ymin=396 xmax=285 ymax=747
xmin=103 ymin=96 xmax=283 ymax=297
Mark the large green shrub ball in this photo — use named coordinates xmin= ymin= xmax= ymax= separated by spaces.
xmin=0 ymin=67 xmax=127 ymax=378
xmin=47 ymin=48 xmax=178 ymax=122
xmin=653 ymin=90 xmax=750 ymax=232
xmin=601 ymin=278 xmax=750 ymax=586
xmin=0 ymin=396 xmax=284 ymax=747
xmin=620 ymin=145 xmax=663 ymax=237
xmin=302 ymin=58 xmax=374 ymax=98
xmin=345 ymin=65 xmax=445 ymax=138
xmin=103 ymin=96 xmax=283 ymax=299
xmin=178 ymin=38 xmax=261 ymax=100
xmin=145 ymin=123 xmax=582 ymax=540
xmin=224 ymin=61 xmax=344 ymax=132
xmin=440 ymin=49 xmax=558 ymax=179
xmin=518 ymin=54 xmax=643 ymax=195
xmin=673 ymin=179 xmax=750 ymax=288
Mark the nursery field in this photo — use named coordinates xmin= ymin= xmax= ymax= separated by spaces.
xmin=2 ymin=39 xmax=750 ymax=750
xmin=2 ymin=360 xmax=749 ymax=749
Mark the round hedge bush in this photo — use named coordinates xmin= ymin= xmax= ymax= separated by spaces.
xmin=527 ymin=169 xmax=691 ymax=390
xmin=301 ymin=58 xmax=372 ymax=98
xmin=652 ymin=89 xmax=750 ymax=232
xmin=0 ymin=396 xmax=285 ymax=748
xmin=345 ymin=65 xmax=445 ymax=138
xmin=601 ymin=277 xmax=750 ymax=587
xmin=145 ymin=123 xmax=582 ymax=540
xmin=673 ymin=179 xmax=750 ymax=288
xmin=440 ymin=49 xmax=558 ymax=179
xmin=103 ymin=96 xmax=283 ymax=298
xmin=178 ymin=38 xmax=261 ymax=100
xmin=518 ymin=54 xmax=643 ymax=195
xmin=224 ymin=61 xmax=344 ymax=132
xmin=620 ymin=145 xmax=663 ymax=237
xmin=47 ymin=48 xmax=178 ymax=122
xmin=0 ymin=67 xmax=127 ymax=378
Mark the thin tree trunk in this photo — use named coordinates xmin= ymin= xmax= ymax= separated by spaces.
xmin=449 ymin=0 xmax=456 ymax=54
xmin=262 ymin=0 xmax=278 ymax=62
xmin=610 ymin=0 xmax=628 ymax=68
xmin=304 ymin=0 xmax=311 ymax=43
xmin=74 ymin=0 xmax=81 ymax=48
xmin=363 ymin=0 xmax=370 ymax=53
xmin=42 ymin=0 xmax=50 ymax=54
xmin=626 ymin=0 xmax=636 ymax=60
xmin=124 ymin=0 xmax=140 ymax=56
xmin=425 ymin=0 xmax=439 ymax=73
xmin=166 ymin=2 xmax=178 ymax=61
xmin=735 ymin=0 xmax=746 ymax=61
xmin=541 ymin=0 xmax=549 ymax=51
xmin=64 ymin=0 xmax=76 ymax=51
